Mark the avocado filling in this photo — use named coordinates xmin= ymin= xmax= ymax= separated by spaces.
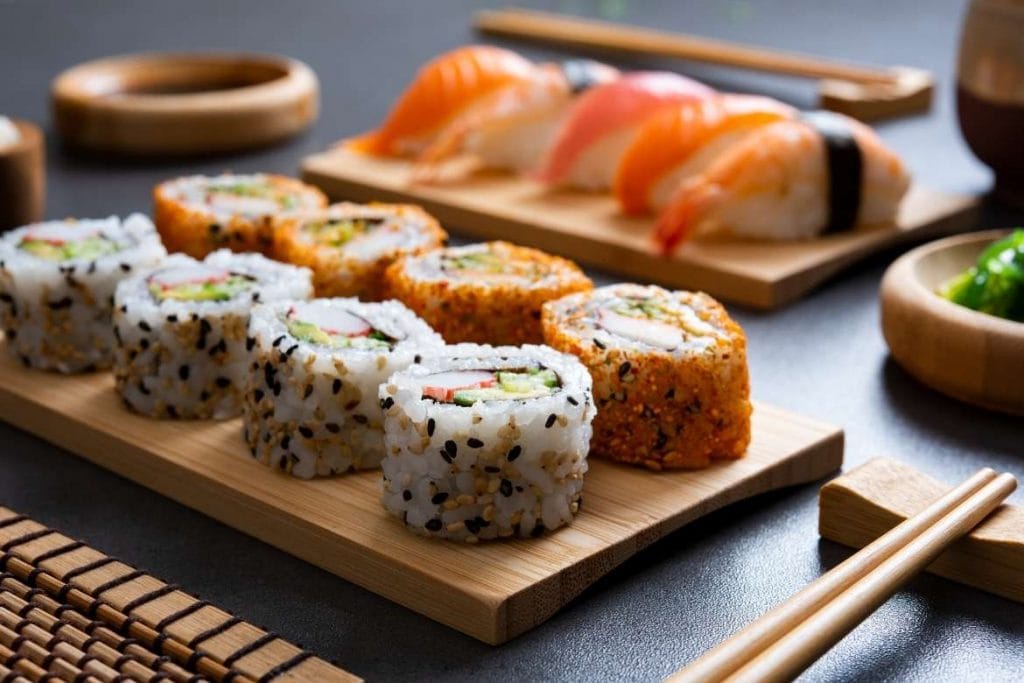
xmin=19 ymin=235 xmax=120 ymax=262
xmin=304 ymin=216 xmax=386 ymax=248
xmin=204 ymin=180 xmax=300 ymax=214
xmin=597 ymin=296 xmax=716 ymax=349
xmin=441 ymin=249 xmax=547 ymax=282
xmin=285 ymin=306 xmax=396 ymax=351
xmin=148 ymin=267 xmax=255 ymax=302
xmin=422 ymin=366 xmax=560 ymax=405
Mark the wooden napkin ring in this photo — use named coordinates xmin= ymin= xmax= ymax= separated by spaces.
xmin=0 ymin=119 xmax=45 ymax=232
xmin=52 ymin=52 xmax=319 ymax=157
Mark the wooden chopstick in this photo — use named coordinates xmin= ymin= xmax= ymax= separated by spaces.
xmin=669 ymin=468 xmax=1017 ymax=683
xmin=475 ymin=9 xmax=898 ymax=85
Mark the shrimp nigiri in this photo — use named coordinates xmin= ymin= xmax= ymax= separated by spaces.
xmin=534 ymin=72 xmax=716 ymax=191
xmin=614 ymin=95 xmax=797 ymax=215
xmin=345 ymin=45 xmax=537 ymax=157
xmin=653 ymin=112 xmax=911 ymax=253
xmin=413 ymin=60 xmax=620 ymax=182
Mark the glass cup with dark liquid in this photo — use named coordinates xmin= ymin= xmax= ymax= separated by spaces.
xmin=957 ymin=0 xmax=1024 ymax=206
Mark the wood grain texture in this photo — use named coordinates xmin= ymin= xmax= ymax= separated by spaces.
xmin=300 ymin=150 xmax=978 ymax=309
xmin=881 ymin=230 xmax=1024 ymax=415
xmin=52 ymin=53 xmax=319 ymax=156
xmin=0 ymin=120 xmax=45 ymax=232
xmin=0 ymin=351 xmax=842 ymax=645
xmin=819 ymin=458 xmax=1024 ymax=603
xmin=0 ymin=507 xmax=356 ymax=682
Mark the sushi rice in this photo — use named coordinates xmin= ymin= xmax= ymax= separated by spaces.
xmin=113 ymin=249 xmax=312 ymax=419
xmin=270 ymin=202 xmax=447 ymax=300
xmin=243 ymin=297 xmax=444 ymax=478
xmin=153 ymin=173 xmax=327 ymax=258
xmin=385 ymin=241 xmax=592 ymax=345
xmin=380 ymin=343 xmax=595 ymax=542
xmin=0 ymin=215 xmax=166 ymax=373
xmin=542 ymin=283 xmax=751 ymax=470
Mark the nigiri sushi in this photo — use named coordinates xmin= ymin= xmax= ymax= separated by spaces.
xmin=654 ymin=111 xmax=911 ymax=252
xmin=614 ymin=95 xmax=797 ymax=215
xmin=534 ymin=72 xmax=715 ymax=191
xmin=346 ymin=45 xmax=537 ymax=157
xmin=413 ymin=60 xmax=620 ymax=181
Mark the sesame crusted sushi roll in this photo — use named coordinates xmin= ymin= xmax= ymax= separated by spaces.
xmin=154 ymin=174 xmax=327 ymax=258
xmin=384 ymin=241 xmax=592 ymax=344
xmin=0 ymin=215 xmax=166 ymax=373
xmin=542 ymin=284 xmax=751 ymax=470
xmin=243 ymin=298 xmax=443 ymax=478
xmin=269 ymin=202 xmax=447 ymax=300
xmin=380 ymin=344 xmax=595 ymax=542
xmin=113 ymin=250 xmax=312 ymax=419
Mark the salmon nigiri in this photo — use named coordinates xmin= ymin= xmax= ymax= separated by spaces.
xmin=413 ymin=60 xmax=620 ymax=182
xmin=533 ymin=72 xmax=715 ymax=191
xmin=345 ymin=45 xmax=537 ymax=157
xmin=653 ymin=112 xmax=911 ymax=253
xmin=614 ymin=95 xmax=797 ymax=215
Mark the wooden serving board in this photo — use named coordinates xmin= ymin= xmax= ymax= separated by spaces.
xmin=301 ymin=150 xmax=978 ymax=309
xmin=0 ymin=352 xmax=843 ymax=645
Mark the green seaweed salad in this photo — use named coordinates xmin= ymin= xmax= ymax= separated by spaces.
xmin=940 ymin=229 xmax=1024 ymax=322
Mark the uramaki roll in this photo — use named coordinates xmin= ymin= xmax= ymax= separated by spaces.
xmin=384 ymin=241 xmax=592 ymax=344
xmin=379 ymin=343 xmax=595 ymax=541
xmin=269 ymin=202 xmax=447 ymax=300
xmin=243 ymin=297 xmax=443 ymax=478
xmin=542 ymin=283 xmax=751 ymax=470
xmin=153 ymin=173 xmax=327 ymax=257
xmin=113 ymin=250 xmax=313 ymax=419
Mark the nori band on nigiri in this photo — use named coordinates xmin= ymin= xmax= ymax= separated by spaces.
xmin=561 ymin=60 xmax=609 ymax=95
xmin=802 ymin=111 xmax=863 ymax=234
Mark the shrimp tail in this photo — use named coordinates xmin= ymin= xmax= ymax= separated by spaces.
xmin=653 ymin=181 xmax=721 ymax=255
xmin=342 ymin=131 xmax=384 ymax=155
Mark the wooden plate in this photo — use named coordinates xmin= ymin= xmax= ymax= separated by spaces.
xmin=302 ymin=150 xmax=978 ymax=309
xmin=880 ymin=230 xmax=1024 ymax=415
xmin=0 ymin=119 xmax=45 ymax=231
xmin=52 ymin=53 xmax=319 ymax=156
xmin=0 ymin=348 xmax=843 ymax=645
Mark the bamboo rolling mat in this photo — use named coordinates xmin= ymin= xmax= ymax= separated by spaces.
xmin=0 ymin=507 xmax=357 ymax=682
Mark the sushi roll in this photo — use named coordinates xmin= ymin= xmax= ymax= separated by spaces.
xmin=379 ymin=343 xmax=595 ymax=541
xmin=542 ymin=284 xmax=751 ymax=470
xmin=384 ymin=241 xmax=593 ymax=345
xmin=534 ymin=72 xmax=715 ymax=191
xmin=113 ymin=249 xmax=312 ymax=419
xmin=243 ymin=298 xmax=444 ymax=478
xmin=345 ymin=45 xmax=537 ymax=157
xmin=153 ymin=174 xmax=327 ymax=258
xmin=269 ymin=202 xmax=448 ymax=300
xmin=613 ymin=95 xmax=796 ymax=215
xmin=654 ymin=111 xmax=911 ymax=251
xmin=413 ymin=59 xmax=620 ymax=182
xmin=0 ymin=215 xmax=166 ymax=373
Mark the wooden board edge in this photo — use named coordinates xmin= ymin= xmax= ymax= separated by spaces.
xmin=494 ymin=424 xmax=845 ymax=644
xmin=299 ymin=159 xmax=777 ymax=309
xmin=768 ymin=196 xmax=981 ymax=307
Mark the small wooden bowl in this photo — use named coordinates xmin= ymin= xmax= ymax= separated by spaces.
xmin=0 ymin=119 xmax=45 ymax=231
xmin=52 ymin=53 xmax=319 ymax=156
xmin=881 ymin=230 xmax=1024 ymax=415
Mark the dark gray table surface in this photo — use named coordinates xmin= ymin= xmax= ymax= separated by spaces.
xmin=1 ymin=1 xmax=1022 ymax=681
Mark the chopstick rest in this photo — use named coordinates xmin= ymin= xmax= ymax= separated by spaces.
xmin=669 ymin=468 xmax=1017 ymax=683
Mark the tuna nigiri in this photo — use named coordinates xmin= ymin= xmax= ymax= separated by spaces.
xmin=534 ymin=72 xmax=715 ymax=191
xmin=614 ymin=95 xmax=797 ymax=215
xmin=345 ymin=45 xmax=537 ymax=157
xmin=653 ymin=112 xmax=911 ymax=252
xmin=413 ymin=60 xmax=620 ymax=182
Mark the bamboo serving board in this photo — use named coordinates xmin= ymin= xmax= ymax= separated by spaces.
xmin=0 ymin=351 xmax=843 ymax=645
xmin=301 ymin=150 xmax=978 ymax=309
